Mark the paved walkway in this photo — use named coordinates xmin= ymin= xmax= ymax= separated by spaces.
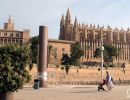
xmin=14 ymin=85 xmax=130 ymax=100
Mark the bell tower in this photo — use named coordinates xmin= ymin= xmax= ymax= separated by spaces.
xmin=65 ymin=8 xmax=71 ymax=25
xmin=59 ymin=14 xmax=65 ymax=40
xmin=4 ymin=15 xmax=14 ymax=30
xmin=73 ymin=16 xmax=79 ymax=41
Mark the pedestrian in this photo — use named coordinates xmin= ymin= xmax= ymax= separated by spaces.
xmin=98 ymin=79 xmax=106 ymax=91
xmin=105 ymin=71 xmax=113 ymax=90
xmin=77 ymin=69 xmax=79 ymax=74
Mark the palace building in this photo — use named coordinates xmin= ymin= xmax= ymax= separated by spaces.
xmin=48 ymin=39 xmax=74 ymax=65
xmin=0 ymin=16 xmax=30 ymax=46
xmin=59 ymin=9 xmax=130 ymax=62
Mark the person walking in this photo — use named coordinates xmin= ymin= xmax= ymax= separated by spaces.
xmin=105 ymin=71 xmax=113 ymax=90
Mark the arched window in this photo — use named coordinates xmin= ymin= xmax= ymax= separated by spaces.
xmin=0 ymin=39 xmax=3 ymax=45
xmin=8 ymin=39 xmax=11 ymax=44
xmin=4 ymin=39 xmax=7 ymax=45
xmin=12 ymin=39 xmax=15 ymax=44
xmin=16 ymin=40 xmax=19 ymax=45
xmin=20 ymin=40 xmax=22 ymax=45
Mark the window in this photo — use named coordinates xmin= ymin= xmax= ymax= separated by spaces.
xmin=8 ymin=39 xmax=11 ymax=44
xmin=4 ymin=32 xmax=7 ymax=36
xmin=0 ymin=32 xmax=3 ymax=36
xmin=10 ymin=33 xmax=13 ymax=37
xmin=20 ymin=40 xmax=22 ymax=45
xmin=16 ymin=33 xmax=19 ymax=37
xmin=0 ymin=39 xmax=2 ymax=45
xmin=12 ymin=39 xmax=15 ymax=43
xmin=16 ymin=40 xmax=19 ymax=44
xmin=4 ymin=39 xmax=7 ymax=45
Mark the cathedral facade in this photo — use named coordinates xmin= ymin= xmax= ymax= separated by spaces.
xmin=59 ymin=9 xmax=130 ymax=62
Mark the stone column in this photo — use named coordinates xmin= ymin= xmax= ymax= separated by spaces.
xmin=38 ymin=26 xmax=48 ymax=87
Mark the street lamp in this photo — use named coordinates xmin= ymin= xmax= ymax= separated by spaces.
xmin=99 ymin=45 xmax=104 ymax=82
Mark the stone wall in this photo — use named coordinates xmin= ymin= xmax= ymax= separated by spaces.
xmin=29 ymin=65 xmax=130 ymax=85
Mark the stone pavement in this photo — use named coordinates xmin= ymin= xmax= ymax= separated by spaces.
xmin=14 ymin=85 xmax=130 ymax=100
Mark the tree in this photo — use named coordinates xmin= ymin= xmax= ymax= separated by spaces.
xmin=61 ymin=53 xmax=71 ymax=75
xmin=70 ymin=42 xmax=84 ymax=66
xmin=94 ymin=45 xmax=119 ymax=66
xmin=30 ymin=36 xmax=54 ymax=65
xmin=0 ymin=44 xmax=31 ymax=94
xmin=61 ymin=42 xmax=84 ymax=74
xmin=30 ymin=36 xmax=39 ymax=64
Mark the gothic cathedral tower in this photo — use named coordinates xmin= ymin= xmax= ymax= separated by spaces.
xmin=59 ymin=9 xmax=74 ymax=41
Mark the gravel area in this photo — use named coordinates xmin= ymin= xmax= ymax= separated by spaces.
xmin=14 ymin=85 xmax=130 ymax=100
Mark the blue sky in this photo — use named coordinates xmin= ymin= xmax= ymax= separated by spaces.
xmin=0 ymin=0 xmax=130 ymax=39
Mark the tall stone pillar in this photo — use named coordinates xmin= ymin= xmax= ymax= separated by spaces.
xmin=38 ymin=26 xmax=48 ymax=87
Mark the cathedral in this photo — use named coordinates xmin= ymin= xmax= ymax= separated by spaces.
xmin=59 ymin=9 xmax=130 ymax=62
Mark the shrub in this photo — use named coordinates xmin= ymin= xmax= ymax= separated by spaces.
xmin=0 ymin=45 xmax=32 ymax=93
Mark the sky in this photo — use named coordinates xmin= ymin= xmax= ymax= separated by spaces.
xmin=0 ymin=0 xmax=130 ymax=39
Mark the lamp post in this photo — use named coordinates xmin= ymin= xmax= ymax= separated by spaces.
xmin=100 ymin=45 xmax=104 ymax=82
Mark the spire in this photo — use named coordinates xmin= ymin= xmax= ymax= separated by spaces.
xmin=127 ymin=27 xmax=130 ymax=32
xmin=65 ymin=8 xmax=71 ymax=24
xmin=60 ymin=14 xmax=65 ymax=26
xmin=82 ymin=22 xmax=84 ymax=27
xmin=4 ymin=15 xmax=14 ymax=30
xmin=107 ymin=25 xmax=111 ymax=30
xmin=79 ymin=23 xmax=81 ymax=27
xmin=97 ymin=24 xmax=100 ymax=29
xmin=66 ymin=8 xmax=71 ymax=18
xmin=74 ymin=16 xmax=78 ymax=27
xmin=8 ymin=15 xmax=12 ymax=23
xmin=61 ymin=14 xmax=64 ymax=21
xmin=93 ymin=24 xmax=95 ymax=29
xmin=90 ymin=23 xmax=92 ymax=29
xmin=120 ymin=28 xmax=124 ymax=32
xmin=98 ymin=24 xmax=100 ymax=28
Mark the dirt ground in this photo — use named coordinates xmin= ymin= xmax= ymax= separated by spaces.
xmin=14 ymin=85 xmax=130 ymax=100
